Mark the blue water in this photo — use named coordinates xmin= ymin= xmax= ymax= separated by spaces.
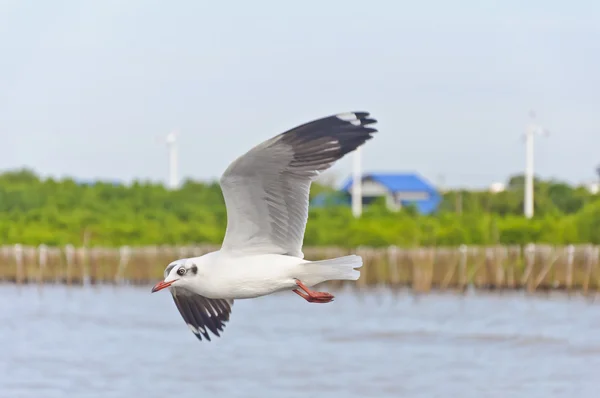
xmin=1 ymin=285 xmax=599 ymax=397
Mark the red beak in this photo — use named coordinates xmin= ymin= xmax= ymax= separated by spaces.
xmin=151 ymin=280 xmax=173 ymax=293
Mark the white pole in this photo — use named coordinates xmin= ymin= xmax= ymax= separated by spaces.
xmin=524 ymin=125 xmax=534 ymax=219
xmin=523 ymin=111 xmax=550 ymax=219
xmin=166 ymin=131 xmax=178 ymax=190
xmin=352 ymin=146 xmax=362 ymax=218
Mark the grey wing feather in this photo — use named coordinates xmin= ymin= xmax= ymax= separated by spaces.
xmin=219 ymin=111 xmax=378 ymax=258
xmin=169 ymin=287 xmax=234 ymax=342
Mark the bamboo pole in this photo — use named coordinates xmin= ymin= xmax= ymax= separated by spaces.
xmin=386 ymin=245 xmax=401 ymax=288
xmin=583 ymin=245 xmax=594 ymax=296
xmin=37 ymin=244 xmax=47 ymax=288
xmin=533 ymin=247 xmax=560 ymax=291
xmin=0 ymin=244 xmax=598 ymax=294
xmin=521 ymin=243 xmax=536 ymax=290
xmin=14 ymin=244 xmax=24 ymax=285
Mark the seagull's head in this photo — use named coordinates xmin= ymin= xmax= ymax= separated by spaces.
xmin=151 ymin=260 xmax=198 ymax=293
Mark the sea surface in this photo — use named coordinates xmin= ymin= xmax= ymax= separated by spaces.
xmin=1 ymin=284 xmax=599 ymax=398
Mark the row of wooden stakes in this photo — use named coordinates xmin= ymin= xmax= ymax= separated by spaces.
xmin=0 ymin=244 xmax=598 ymax=294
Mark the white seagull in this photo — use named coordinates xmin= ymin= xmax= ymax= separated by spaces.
xmin=151 ymin=111 xmax=378 ymax=341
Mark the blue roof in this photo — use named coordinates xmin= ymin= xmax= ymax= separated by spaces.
xmin=338 ymin=172 xmax=441 ymax=214
xmin=341 ymin=172 xmax=437 ymax=193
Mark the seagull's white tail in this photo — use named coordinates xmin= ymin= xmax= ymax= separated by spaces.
xmin=295 ymin=255 xmax=363 ymax=286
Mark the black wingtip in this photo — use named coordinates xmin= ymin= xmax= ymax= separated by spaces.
xmin=279 ymin=110 xmax=380 ymax=166
xmin=170 ymin=292 xmax=233 ymax=343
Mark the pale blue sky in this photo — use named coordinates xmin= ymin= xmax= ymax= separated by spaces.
xmin=1 ymin=0 xmax=599 ymax=188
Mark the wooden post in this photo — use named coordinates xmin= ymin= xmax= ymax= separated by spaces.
xmin=533 ymin=246 xmax=560 ymax=291
xmin=506 ymin=246 xmax=517 ymax=288
xmin=89 ymin=248 xmax=98 ymax=285
xmin=387 ymin=245 xmax=400 ymax=288
xmin=583 ymin=245 xmax=594 ymax=296
xmin=147 ymin=246 xmax=159 ymax=284
xmin=458 ymin=244 xmax=468 ymax=292
xmin=78 ymin=247 xmax=89 ymax=286
xmin=65 ymin=244 xmax=74 ymax=286
xmin=565 ymin=245 xmax=574 ymax=292
xmin=440 ymin=248 xmax=459 ymax=290
xmin=115 ymin=246 xmax=130 ymax=285
xmin=495 ymin=246 xmax=507 ymax=288
xmin=412 ymin=249 xmax=422 ymax=293
xmin=14 ymin=244 xmax=23 ymax=285
xmin=521 ymin=243 xmax=536 ymax=291
xmin=467 ymin=247 xmax=484 ymax=288
xmin=38 ymin=244 xmax=47 ymax=286
xmin=425 ymin=248 xmax=435 ymax=292
xmin=484 ymin=247 xmax=494 ymax=289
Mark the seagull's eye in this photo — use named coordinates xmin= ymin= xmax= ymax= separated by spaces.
xmin=177 ymin=268 xmax=186 ymax=276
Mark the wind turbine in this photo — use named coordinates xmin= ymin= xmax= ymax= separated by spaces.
xmin=165 ymin=130 xmax=179 ymax=190
xmin=523 ymin=110 xmax=550 ymax=219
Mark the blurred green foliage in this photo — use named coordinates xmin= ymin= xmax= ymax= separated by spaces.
xmin=0 ymin=168 xmax=598 ymax=247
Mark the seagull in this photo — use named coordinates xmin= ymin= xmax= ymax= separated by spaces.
xmin=151 ymin=111 xmax=378 ymax=341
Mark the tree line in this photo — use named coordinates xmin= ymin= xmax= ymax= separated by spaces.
xmin=0 ymin=169 xmax=598 ymax=247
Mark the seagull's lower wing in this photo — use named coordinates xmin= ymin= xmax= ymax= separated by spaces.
xmin=219 ymin=111 xmax=378 ymax=258
xmin=169 ymin=287 xmax=234 ymax=342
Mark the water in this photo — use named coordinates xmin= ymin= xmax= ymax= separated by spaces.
xmin=1 ymin=284 xmax=599 ymax=398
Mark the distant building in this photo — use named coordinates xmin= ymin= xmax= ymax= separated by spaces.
xmin=489 ymin=182 xmax=506 ymax=193
xmin=315 ymin=172 xmax=441 ymax=214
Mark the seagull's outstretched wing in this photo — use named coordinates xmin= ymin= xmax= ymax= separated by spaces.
xmin=169 ymin=287 xmax=233 ymax=342
xmin=219 ymin=111 xmax=378 ymax=258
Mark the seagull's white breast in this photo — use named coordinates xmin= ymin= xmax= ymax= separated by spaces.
xmin=192 ymin=252 xmax=308 ymax=300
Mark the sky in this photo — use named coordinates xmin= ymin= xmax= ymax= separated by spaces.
xmin=1 ymin=0 xmax=599 ymax=189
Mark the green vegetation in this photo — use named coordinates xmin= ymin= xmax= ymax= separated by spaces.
xmin=0 ymin=169 xmax=598 ymax=247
